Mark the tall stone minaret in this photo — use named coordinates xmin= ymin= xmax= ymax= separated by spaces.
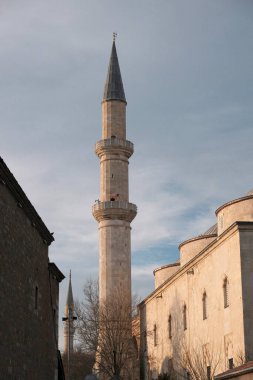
xmin=92 ymin=38 xmax=137 ymax=311
xmin=63 ymin=271 xmax=75 ymax=354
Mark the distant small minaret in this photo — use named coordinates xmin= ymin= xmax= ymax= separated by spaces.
xmin=63 ymin=270 xmax=75 ymax=354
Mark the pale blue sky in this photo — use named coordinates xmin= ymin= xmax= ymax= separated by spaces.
xmin=0 ymin=0 xmax=253 ymax=349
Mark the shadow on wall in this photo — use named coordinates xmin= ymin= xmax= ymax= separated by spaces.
xmin=139 ymin=289 xmax=187 ymax=380
xmin=139 ymin=286 xmax=223 ymax=380
xmin=167 ymin=289 xmax=187 ymax=379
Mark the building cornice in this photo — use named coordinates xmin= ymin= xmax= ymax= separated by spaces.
xmin=153 ymin=262 xmax=180 ymax=276
xmin=178 ymin=233 xmax=217 ymax=250
xmin=214 ymin=360 xmax=253 ymax=379
xmin=0 ymin=156 xmax=54 ymax=246
xmin=48 ymin=263 xmax=65 ymax=282
xmin=139 ymin=221 xmax=253 ymax=307
xmin=215 ymin=195 xmax=253 ymax=215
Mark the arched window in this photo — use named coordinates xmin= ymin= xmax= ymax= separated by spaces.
xmin=223 ymin=277 xmax=229 ymax=308
xmin=202 ymin=292 xmax=207 ymax=320
xmin=153 ymin=324 xmax=157 ymax=346
xmin=183 ymin=304 xmax=187 ymax=330
xmin=168 ymin=315 xmax=172 ymax=339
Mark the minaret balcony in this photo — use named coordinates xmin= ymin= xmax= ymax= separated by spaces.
xmin=95 ymin=138 xmax=134 ymax=158
xmin=92 ymin=200 xmax=137 ymax=222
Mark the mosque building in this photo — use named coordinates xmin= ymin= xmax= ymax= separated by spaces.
xmin=138 ymin=189 xmax=253 ymax=379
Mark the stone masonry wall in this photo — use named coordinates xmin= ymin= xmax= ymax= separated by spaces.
xmin=240 ymin=224 xmax=253 ymax=361
xmin=0 ymin=182 xmax=58 ymax=380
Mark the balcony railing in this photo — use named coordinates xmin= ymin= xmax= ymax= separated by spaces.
xmin=95 ymin=137 xmax=134 ymax=158
xmin=92 ymin=200 xmax=137 ymax=222
xmin=92 ymin=200 xmax=137 ymax=213
xmin=95 ymin=138 xmax=134 ymax=152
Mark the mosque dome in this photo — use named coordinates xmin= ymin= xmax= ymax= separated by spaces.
xmin=153 ymin=262 xmax=180 ymax=289
xmin=246 ymin=188 xmax=253 ymax=196
xmin=216 ymin=189 xmax=253 ymax=236
xmin=202 ymin=224 xmax=217 ymax=236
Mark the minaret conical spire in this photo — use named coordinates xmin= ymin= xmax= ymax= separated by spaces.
xmin=66 ymin=270 xmax=74 ymax=307
xmin=63 ymin=270 xmax=75 ymax=355
xmin=103 ymin=38 xmax=126 ymax=103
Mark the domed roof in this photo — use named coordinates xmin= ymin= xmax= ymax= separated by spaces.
xmin=246 ymin=189 xmax=253 ymax=196
xmin=202 ymin=223 xmax=217 ymax=236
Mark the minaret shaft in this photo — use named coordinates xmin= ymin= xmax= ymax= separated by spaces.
xmin=102 ymin=101 xmax=126 ymax=139
xmin=99 ymin=219 xmax=132 ymax=303
xmin=63 ymin=308 xmax=74 ymax=354
xmin=97 ymin=98 xmax=133 ymax=304
xmin=99 ymin=154 xmax=129 ymax=203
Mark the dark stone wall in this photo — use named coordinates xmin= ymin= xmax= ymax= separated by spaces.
xmin=49 ymin=266 xmax=61 ymax=347
xmin=0 ymin=182 xmax=58 ymax=379
xmin=239 ymin=223 xmax=253 ymax=361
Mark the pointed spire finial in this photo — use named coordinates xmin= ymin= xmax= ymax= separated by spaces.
xmin=113 ymin=32 xmax=117 ymax=42
xmin=103 ymin=35 xmax=126 ymax=103
xmin=66 ymin=270 xmax=74 ymax=307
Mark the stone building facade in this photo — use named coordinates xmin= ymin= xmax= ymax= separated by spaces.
xmin=138 ymin=190 xmax=253 ymax=379
xmin=0 ymin=157 xmax=64 ymax=380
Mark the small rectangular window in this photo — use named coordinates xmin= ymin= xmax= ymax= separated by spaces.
xmin=168 ymin=315 xmax=172 ymax=339
xmin=207 ymin=366 xmax=211 ymax=380
xmin=183 ymin=305 xmax=187 ymax=330
xmin=229 ymin=358 xmax=233 ymax=369
xmin=35 ymin=286 xmax=38 ymax=310
xmin=223 ymin=278 xmax=229 ymax=308
xmin=203 ymin=292 xmax=207 ymax=320
xmin=154 ymin=324 xmax=157 ymax=346
xmin=143 ymin=330 xmax=147 ymax=352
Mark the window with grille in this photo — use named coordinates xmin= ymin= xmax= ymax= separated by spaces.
xmin=202 ymin=292 xmax=207 ymax=320
xmin=223 ymin=277 xmax=229 ymax=308
xmin=183 ymin=304 xmax=187 ymax=330
xmin=168 ymin=315 xmax=172 ymax=339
